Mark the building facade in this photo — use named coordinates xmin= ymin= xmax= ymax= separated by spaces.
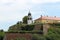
xmin=35 ymin=15 xmax=60 ymax=24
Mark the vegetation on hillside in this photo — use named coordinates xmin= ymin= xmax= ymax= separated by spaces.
xmin=8 ymin=22 xmax=60 ymax=40
xmin=15 ymin=37 xmax=26 ymax=40
xmin=0 ymin=30 xmax=5 ymax=40
xmin=8 ymin=23 xmax=35 ymax=32
xmin=31 ymin=26 xmax=60 ymax=40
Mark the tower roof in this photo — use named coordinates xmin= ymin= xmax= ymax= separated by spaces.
xmin=28 ymin=11 xmax=31 ymax=16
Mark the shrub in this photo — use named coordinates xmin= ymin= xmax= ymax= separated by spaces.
xmin=15 ymin=37 xmax=26 ymax=40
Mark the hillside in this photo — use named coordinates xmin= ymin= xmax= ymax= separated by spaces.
xmin=0 ymin=30 xmax=5 ymax=40
xmin=7 ymin=23 xmax=60 ymax=40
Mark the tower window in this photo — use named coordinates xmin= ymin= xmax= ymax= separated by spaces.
xmin=30 ymin=18 xmax=32 ymax=20
xmin=28 ymin=17 xmax=32 ymax=20
xmin=47 ymin=21 xmax=48 ymax=22
xmin=28 ymin=18 xmax=30 ymax=20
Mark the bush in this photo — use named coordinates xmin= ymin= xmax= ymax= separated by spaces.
xmin=21 ymin=25 xmax=35 ymax=31
xmin=0 ymin=31 xmax=5 ymax=40
xmin=15 ymin=37 xmax=26 ymax=40
xmin=32 ymin=34 xmax=46 ymax=40
xmin=45 ymin=27 xmax=60 ymax=40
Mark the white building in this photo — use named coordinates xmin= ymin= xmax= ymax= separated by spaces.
xmin=27 ymin=11 xmax=33 ymax=24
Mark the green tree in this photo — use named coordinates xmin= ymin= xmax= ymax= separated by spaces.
xmin=0 ymin=30 xmax=5 ymax=40
xmin=32 ymin=34 xmax=46 ymax=40
xmin=46 ymin=27 xmax=60 ymax=40
xmin=23 ymin=16 xmax=28 ymax=24
xmin=17 ymin=21 xmax=23 ymax=25
xmin=21 ymin=25 xmax=34 ymax=31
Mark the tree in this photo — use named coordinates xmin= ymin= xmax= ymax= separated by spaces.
xmin=21 ymin=25 xmax=34 ymax=31
xmin=17 ymin=21 xmax=23 ymax=24
xmin=0 ymin=30 xmax=3 ymax=32
xmin=22 ymin=16 xmax=28 ymax=24
xmin=0 ymin=30 xmax=5 ymax=40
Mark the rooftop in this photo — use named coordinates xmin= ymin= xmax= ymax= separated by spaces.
xmin=35 ymin=15 xmax=60 ymax=21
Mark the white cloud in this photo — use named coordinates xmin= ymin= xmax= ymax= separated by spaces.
xmin=0 ymin=14 xmax=20 ymax=22
xmin=32 ymin=0 xmax=60 ymax=4
xmin=0 ymin=0 xmax=29 ymax=22
xmin=0 ymin=0 xmax=15 ymax=3
xmin=0 ymin=0 xmax=59 ymax=22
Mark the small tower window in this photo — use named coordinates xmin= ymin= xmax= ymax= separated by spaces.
xmin=30 ymin=18 xmax=32 ymax=20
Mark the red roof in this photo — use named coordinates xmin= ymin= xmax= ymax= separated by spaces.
xmin=35 ymin=16 xmax=60 ymax=21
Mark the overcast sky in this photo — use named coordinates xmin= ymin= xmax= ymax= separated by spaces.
xmin=0 ymin=0 xmax=60 ymax=31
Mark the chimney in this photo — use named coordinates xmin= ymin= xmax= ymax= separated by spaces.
xmin=41 ymin=15 xmax=42 ymax=17
xmin=47 ymin=15 xmax=48 ymax=17
xmin=54 ymin=16 xmax=56 ymax=18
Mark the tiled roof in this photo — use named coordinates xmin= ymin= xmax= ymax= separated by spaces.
xmin=35 ymin=16 xmax=60 ymax=21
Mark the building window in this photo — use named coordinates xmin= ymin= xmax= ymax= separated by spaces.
xmin=47 ymin=21 xmax=48 ymax=22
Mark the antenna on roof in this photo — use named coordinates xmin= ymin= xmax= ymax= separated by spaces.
xmin=54 ymin=16 xmax=56 ymax=18
xmin=47 ymin=15 xmax=48 ymax=17
xmin=29 ymin=8 xmax=30 ymax=12
xmin=41 ymin=15 xmax=42 ymax=17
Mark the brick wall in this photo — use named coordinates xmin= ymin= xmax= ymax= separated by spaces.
xmin=3 ymin=24 xmax=50 ymax=40
xmin=3 ymin=33 xmax=32 ymax=40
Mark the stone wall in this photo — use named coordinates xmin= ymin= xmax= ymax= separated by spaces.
xmin=3 ymin=24 xmax=50 ymax=40
xmin=43 ymin=24 xmax=50 ymax=35
xmin=34 ymin=24 xmax=50 ymax=35
xmin=3 ymin=32 xmax=32 ymax=40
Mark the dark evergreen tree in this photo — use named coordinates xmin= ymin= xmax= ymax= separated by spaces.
xmin=22 ymin=16 xmax=28 ymax=24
